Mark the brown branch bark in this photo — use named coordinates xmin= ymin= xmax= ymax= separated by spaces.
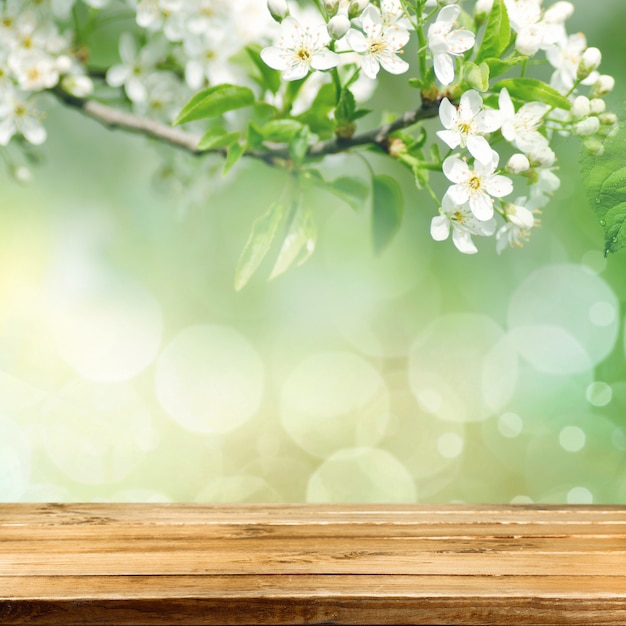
xmin=52 ymin=89 xmax=440 ymax=161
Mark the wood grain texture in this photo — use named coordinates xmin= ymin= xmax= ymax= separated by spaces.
xmin=1 ymin=504 xmax=625 ymax=625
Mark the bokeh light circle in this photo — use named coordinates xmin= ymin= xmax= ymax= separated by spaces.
xmin=43 ymin=379 xmax=157 ymax=485
xmin=306 ymin=447 xmax=416 ymax=503
xmin=409 ymin=314 xmax=517 ymax=423
xmin=156 ymin=325 xmax=264 ymax=434
xmin=281 ymin=351 xmax=389 ymax=458
xmin=50 ymin=275 xmax=162 ymax=382
xmin=507 ymin=264 xmax=619 ymax=373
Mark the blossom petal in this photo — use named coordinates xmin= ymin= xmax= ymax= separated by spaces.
xmin=438 ymin=97 xmax=457 ymax=129
xmin=346 ymin=29 xmax=368 ymax=53
xmin=443 ymin=156 xmax=470 ymax=183
xmin=437 ymin=4 xmax=461 ymax=23
xmin=433 ymin=52 xmax=454 ymax=85
xmin=310 ymin=48 xmax=340 ymax=70
xmin=282 ymin=61 xmax=309 ymax=81
xmin=20 ymin=118 xmax=46 ymax=145
xmin=486 ymin=174 xmax=514 ymax=198
xmin=261 ymin=46 xmax=290 ymax=71
xmin=498 ymin=88 xmax=515 ymax=119
xmin=106 ymin=64 xmax=130 ymax=87
xmin=447 ymin=183 xmax=470 ymax=206
xmin=459 ymin=90 xmax=482 ymax=119
xmin=361 ymin=55 xmax=380 ymax=79
xmin=0 ymin=118 xmax=16 ymax=145
xmin=476 ymin=109 xmax=502 ymax=133
xmin=452 ymin=228 xmax=478 ymax=254
xmin=446 ymin=30 xmax=475 ymax=55
xmin=437 ymin=129 xmax=461 ymax=150
xmin=469 ymin=191 xmax=494 ymax=221
xmin=378 ymin=52 xmax=409 ymax=75
xmin=431 ymin=215 xmax=451 ymax=241
xmin=466 ymin=135 xmax=494 ymax=165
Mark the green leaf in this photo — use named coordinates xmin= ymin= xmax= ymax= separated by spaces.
xmin=260 ymin=119 xmax=304 ymax=143
xmin=492 ymin=78 xmax=571 ymax=110
xmin=246 ymin=45 xmax=281 ymax=94
xmin=234 ymin=201 xmax=286 ymax=291
xmin=372 ymin=175 xmax=403 ymax=255
xmin=325 ymin=176 xmax=370 ymax=212
xmin=475 ymin=0 xmax=511 ymax=64
xmin=335 ymin=88 xmax=356 ymax=126
xmin=581 ymin=123 xmax=626 ymax=255
xmin=288 ymin=126 xmax=311 ymax=164
xmin=463 ymin=61 xmax=490 ymax=92
xmin=174 ymin=84 xmax=255 ymax=125
xmin=270 ymin=200 xmax=317 ymax=279
xmin=223 ymin=141 xmax=245 ymax=175
xmin=198 ymin=127 xmax=240 ymax=151
xmin=483 ymin=55 xmax=525 ymax=78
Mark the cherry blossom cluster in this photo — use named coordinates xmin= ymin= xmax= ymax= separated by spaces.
xmin=259 ymin=0 xmax=616 ymax=255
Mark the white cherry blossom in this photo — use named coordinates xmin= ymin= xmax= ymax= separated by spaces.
xmin=547 ymin=32 xmax=589 ymax=93
xmin=428 ymin=5 xmax=475 ymax=86
xmin=437 ymin=90 xmax=502 ymax=165
xmin=496 ymin=199 xmax=536 ymax=253
xmin=261 ymin=16 xmax=339 ymax=81
xmin=431 ymin=192 xmax=496 ymax=254
xmin=0 ymin=88 xmax=46 ymax=145
xmin=443 ymin=151 xmax=513 ymax=221
xmin=346 ymin=5 xmax=409 ymax=79
xmin=498 ymin=88 xmax=549 ymax=153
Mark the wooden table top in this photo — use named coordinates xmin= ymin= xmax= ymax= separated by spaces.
xmin=1 ymin=503 xmax=625 ymax=625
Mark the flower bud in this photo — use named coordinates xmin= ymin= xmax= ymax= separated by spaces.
xmin=577 ymin=47 xmax=601 ymax=79
xmin=55 ymin=54 xmax=73 ymax=74
xmin=571 ymin=95 xmax=590 ymax=119
xmin=589 ymin=98 xmax=606 ymax=115
xmin=348 ymin=0 xmax=369 ymax=19
xmin=11 ymin=165 xmax=32 ymax=184
xmin=584 ymin=138 xmax=604 ymax=155
xmin=528 ymin=145 xmax=556 ymax=168
xmin=592 ymin=74 xmax=615 ymax=97
xmin=267 ymin=0 xmax=289 ymax=22
xmin=474 ymin=0 xmax=494 ymax=16
xmin=515 ymin=25 xmax=544 ymax=56
xmin=324 ymin=0 xmax=339 ymax=17
xmin=599 ymin=112 xmax=618 ymax=126
xmin=327 ymin=14 xmax=350 ymax=39
xmin=505 ymin=202 xmax=535 ymax=229
xmin=574 ymin=116 xmax=600 ymax=136
xmin=61 ymin=74 xmax=94 ymax=98
xmin=506 ymin=153 xmax=530 ymax=174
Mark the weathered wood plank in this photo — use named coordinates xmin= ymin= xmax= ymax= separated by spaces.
xmin=1 ymin=504 xmax=625 ymax=625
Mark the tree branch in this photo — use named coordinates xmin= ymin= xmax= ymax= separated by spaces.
xmin=53 ymin=89 xmax=441 ymax=162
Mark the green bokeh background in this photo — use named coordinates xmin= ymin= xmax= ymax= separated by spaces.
xmin=2 ymin=1 xmax=626 ymax=504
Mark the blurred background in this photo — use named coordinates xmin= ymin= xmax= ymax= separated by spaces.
xmin=1 ymin=0 xmax=626 ymax=504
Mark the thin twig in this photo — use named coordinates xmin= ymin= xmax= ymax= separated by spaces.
xmin=52 ymin=89 xmax=441 ymax=161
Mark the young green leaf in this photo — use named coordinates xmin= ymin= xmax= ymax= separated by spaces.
xmin=197 ymin=127 xmax=240 ymax=151
xmin=245 ymin=45 xmax=281 ymax=94
xmin=234 ymin=201 xmax=286 ymax=291
xmin=484 ymin=55 xmax=525 ymax=78
xmin=174 ymin=84 xmax=255 ymax=125
xmin=270 ymin=200 xmax=317 ymax=279
xmin=372 ymin=175 xmax=403 ymax=255
xmin=492 ymin=78 xmax=571 ymax=110
xmin=581 ymin=123 xmax=626 ymax=255
xmin=325 ymin=176 xmax=370 ymax=212
xmin=260 ymin=119 xmax=304 ymax=143
xmin=475 ymin=0 xmax=511 ymax=64
xmin=223 ymin=141 xmax=245 ymax=175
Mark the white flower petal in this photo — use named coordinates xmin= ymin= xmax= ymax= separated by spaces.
xmin=431 ymin=215 xmax=451 ymax=241
xmin=447 ymin=183 xmax=470 ymax=206
xmin=498 ymin=88 xmax=515 ymax=119
xmin=459 ymin=90 xmax=482 ymax=119
xmin=434 ymin=53 xmax=454 ymax=85
xmin=378 ymin=52 xmax=409 ymax=75
xmin=310 ymin=49 xmax=340 ymax=71
xmin=106 ymin=64 xmax=130 ymax=88
xmin=0 ymin=119 xmax=16 ymax=145
xmin=452 ymin=228 xmax=478 ymax=254
xmin=469 ymin=192 xmax=494 ymax=221
xmin=439 ymin=98 xmax=457 ymax=129
xmin=261 ymin=46 xmax=289 ymax=71
xmin=446 ymin=30 xmax=475 ymax=55
xmin=486 ymin=174 xmax=514 ymax=198
xmin=346 ymin=29 xmax=368 ymax=53
xmin=20 ymin=118 xmax=46 ymax=145
xmin=361 ymin=55 xmax=380 ymax=79
xmin=437 ymin=4 xmax=461 ymax=23
xmin=443 ymin=156 xmax=470 ymax=184
xmin=437 ymin=129 xmax=461 ymax=150
xmin=466 ymin=135 xmax=494 ymax=165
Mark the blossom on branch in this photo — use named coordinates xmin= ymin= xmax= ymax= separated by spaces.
xmin=261 ymin=16 xmax=339 ymax=81
xmin=346 ymin=5 xmax=410 ymax=79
